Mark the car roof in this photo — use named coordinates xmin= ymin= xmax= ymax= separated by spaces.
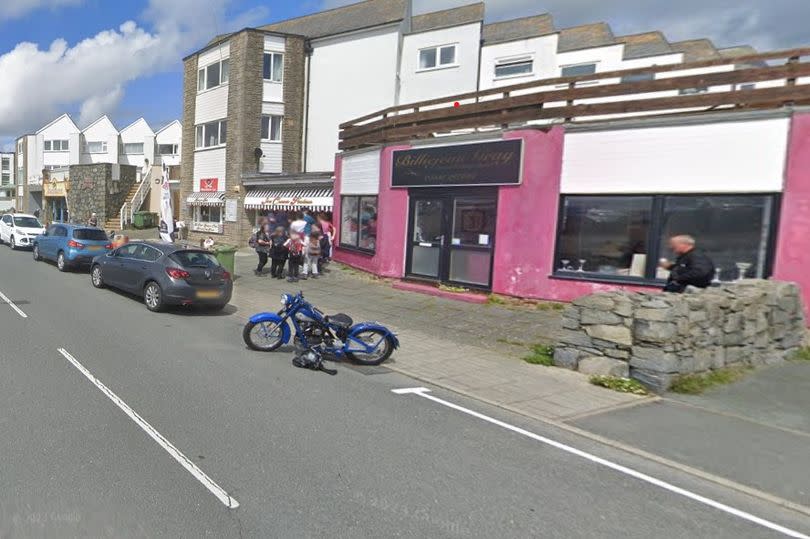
xmin=127 ymin=240 xmax=205 ymax=255
xmin=11 ymin=214 xmax=38 ymax=219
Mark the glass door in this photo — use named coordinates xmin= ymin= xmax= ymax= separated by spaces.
xmin=408 ymin=198 xmax=445 ymax=279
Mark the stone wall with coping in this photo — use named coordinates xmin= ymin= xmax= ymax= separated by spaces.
xmin=67 ymin=163 xmax=136 ymax=226
xmin=554 ymin=280 xmax=806 ymax=392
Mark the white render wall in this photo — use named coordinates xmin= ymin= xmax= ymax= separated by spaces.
xmin=80 ymin=116 xmax=119 ymax=165
xmin=199 ymin=42 xmax=230 ymax=70
xmin=38 ymin=115 xmax=78 ymax=169
xmin=260 ymin=102 xmax=284 ymax=174
xmin=340 ymin=149 xmax=381 ymax=195
xmin=480 ymin=35 xmax=559 ymax=90
xmin=306 ymin=25 xmax=400 ymax=172
xmin=119 ymin=118 xmax=155 ymax=168
xmin=399 ymin=23 xmax=482 ymax=104
xmin=193 ymin=148 xmax=227 ymax=192
xmin=560 ymin=117 xmax=791 ymax=194
xmin=156 ymin=121 xmax=182 ymax=167
xmin=263 ymin=35 xmax=285 ymax=103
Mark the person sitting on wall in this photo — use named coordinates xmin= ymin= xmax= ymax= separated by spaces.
xmin=659 ymin=235 xmax=715 ymax=293
xmin=88 ymin=212 xmax=98 ymax=227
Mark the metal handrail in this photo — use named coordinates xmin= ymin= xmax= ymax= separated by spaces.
xmin=128 ymin=166 xmax=152 ymax=224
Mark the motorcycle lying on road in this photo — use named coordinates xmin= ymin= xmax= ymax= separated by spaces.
xmin=243 ymin=292 xmax=399 ymax=372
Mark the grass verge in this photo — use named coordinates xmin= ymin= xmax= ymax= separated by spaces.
xmin=523 ymin=344 xmax=554 ymax=366
xmin=790 ymin=347 xmax=810 ymax=361
xmin=669 ymin=366 xmax=753 ymax=395
xmin=589 ymin=376 xmax=649 ymax=396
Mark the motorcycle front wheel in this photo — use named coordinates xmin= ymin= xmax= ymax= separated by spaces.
xmin=346 ymin=329 xmax=394 ymax=366
xmin=243 ymin=320 xmax=286 ymax=352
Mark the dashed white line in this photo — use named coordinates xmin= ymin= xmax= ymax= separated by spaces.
xmin=392 ymin=387 xmax=809 ymax=539
xmin=58 ymin=348 xmax=239 ymax=509
xmin=0 ymin=289 xmax=28 ymax=318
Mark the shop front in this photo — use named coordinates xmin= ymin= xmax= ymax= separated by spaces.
xmin=42 ymin=173 xmax=70 ymax=223
xmin=333 ymin=111 xmax=810 ymax=318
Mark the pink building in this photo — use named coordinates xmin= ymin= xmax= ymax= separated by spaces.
xmin=333 ymin=110 xmax=810 ymax=321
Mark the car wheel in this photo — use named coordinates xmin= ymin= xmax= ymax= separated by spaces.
xmin=32 ymin=244 xmax=41 ymax=261
xmin=91 ymin=265 xmax=105 ymax=288
xmin=9 ymin=235 xmax=16 ymax=250
xmin=57 ymin=251 xmax=68 ymax=272
xmin=144 ymin=281 xmax=164 ymax=312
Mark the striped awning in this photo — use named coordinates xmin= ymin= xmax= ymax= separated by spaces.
xmin=244 ymin=187 xmax=333 ymax=211
xmin=186 ymin=191 xmax=225 ymax=206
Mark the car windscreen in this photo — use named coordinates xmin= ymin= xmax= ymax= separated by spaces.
xmin=170 ymin=250 xmax=221 ymax=268
xmin=73 ymin=228 xmax=109 ymax=241
xmin=14 ymin=217 xmax=41 ymax=228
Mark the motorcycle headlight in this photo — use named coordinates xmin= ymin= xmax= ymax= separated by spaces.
xmin=280 ymin=294 xmax=290 ymax=305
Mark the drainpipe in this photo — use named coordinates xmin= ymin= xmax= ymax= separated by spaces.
xmin=393 ymin=0 xmax=412 ymax=106
xmin=302 ymin=40 xmax=313 ymax=172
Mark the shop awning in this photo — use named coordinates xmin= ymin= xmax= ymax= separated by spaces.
xmin=186 ymin=191 xmax=225 ymax=206
xmin=244 ymin=187 xmax=333 ymax=211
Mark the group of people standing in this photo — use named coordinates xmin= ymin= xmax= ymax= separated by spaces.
xmin=252 ymin=209 xmax=334 ymax=283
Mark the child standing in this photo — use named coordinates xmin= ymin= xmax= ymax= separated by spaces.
xmin=269 ymin=226 xmax=288 ymax=279
xmin=285 ymin=232 xmax=305 ymax=282
xmin=303 ymin=228 xmax=322 ymax=279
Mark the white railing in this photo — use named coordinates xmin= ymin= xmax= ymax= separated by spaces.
xmin=118 ymin=166 xmax=152 ymax=230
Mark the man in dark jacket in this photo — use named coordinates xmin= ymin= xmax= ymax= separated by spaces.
xmin=660 ymin=235 xmax=715 ymax=293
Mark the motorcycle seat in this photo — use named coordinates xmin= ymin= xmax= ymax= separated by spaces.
xmin=326 ymin=313 xmax=353 ymax=328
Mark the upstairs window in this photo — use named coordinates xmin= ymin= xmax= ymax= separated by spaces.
xmin=261 ymin=115 xmax=283 ymax=141
xmin=44 ymin=140 xmax=69 ymax=152
xmin=495 ymin=57 xmax=534 ymax=78
xmin=84 ymin=141 xmax=107 ymax=153
xmin=263 ymin=53 xmax=284 ymax=82
xmin=621 ymin=72 xmax=655 ymax=83
xmin=1 ymin=158 xmax=9 ymax=171
xmin=419 ymin=44 xmax=457 ymax=70
xmin=122 ymin=143 xmax=144 ymax=155
xmin=197 ymin=58 xmax=229 ymax=91
xmin=158 ymin=144 xmax=178 ymax=155
xmin=195 ymin=120 xmax=227 ymax=149
xmin=561 ymin=63 xmax=597 ymax=78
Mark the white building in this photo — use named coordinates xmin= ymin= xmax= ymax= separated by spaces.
xmin=0 ymin=152 xmax=14 ymax=211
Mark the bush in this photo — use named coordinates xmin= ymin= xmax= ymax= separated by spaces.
xmin=589 ymin=376 xmax=649 ymax=395
xmin=523 ymin=344 xmax=554 ymax=366
xmin=790 ymin=347 xmax=810 ymax=361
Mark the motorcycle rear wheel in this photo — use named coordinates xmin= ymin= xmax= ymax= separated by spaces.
xmin=346 ymin=329 xmax=394 ymax=366
xmin=243 ymin=320 xmax=286 ymax=352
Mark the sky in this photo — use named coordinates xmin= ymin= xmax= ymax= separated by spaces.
xmin=0 ymin=0 xmax=806 ymax=148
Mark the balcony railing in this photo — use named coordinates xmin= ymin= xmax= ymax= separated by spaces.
xmin=339 ymin=47 xmax=810 ymax=151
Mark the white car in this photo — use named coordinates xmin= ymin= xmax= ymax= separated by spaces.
xmin=0 ymin=213 xmax=46 ymax=250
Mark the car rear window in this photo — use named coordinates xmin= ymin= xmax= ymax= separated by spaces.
xmin=170 ymin=250 xmax=221 ymax=268
xmin=73 ymin=229 xmax=109 ymax=241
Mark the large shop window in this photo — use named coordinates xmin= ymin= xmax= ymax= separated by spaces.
xmin=195 ymin=205 xmax=222 ymax=224
xmin=340 ymin=196 xmax=378 ymax=253
xmin=555 ymin=195 xmax=777 ymax=283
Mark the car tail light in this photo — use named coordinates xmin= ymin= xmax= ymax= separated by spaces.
xmin=105 ymin=244 xmax=112 ymax=249
xmin=67 ymin=240 xmax=85 ymax=249
xmin=222 ymin=270 xmax=231 ymax=281
xmin=166 ymin=268 xmax=190 ymax=279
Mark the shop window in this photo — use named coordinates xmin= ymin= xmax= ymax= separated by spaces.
xmin=495 ymin=57 xmax=534 ymax=79
xmin=555 ymin=194 xmax=777 ymax=283
xmin=195 ymin=205 xmax=223 ymax=223
xmin=261 ymin=115 xmax=283 ymax=141
xmin=340 ymin=195 xmax=377 ymax=253
xmin=263 ymin=53 xmax=284 ymax=82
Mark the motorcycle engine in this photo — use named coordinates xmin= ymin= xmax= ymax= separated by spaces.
xmin=295 ymin=317 xmax=330 ymax=346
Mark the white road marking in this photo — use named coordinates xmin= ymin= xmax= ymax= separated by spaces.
xmin=0 ymin=289 xmax=28 ymax=318
xmin=58 ymin=348 xmax=239 ymax=509
xmin=392 ymin=387 xmax=809 ymax=539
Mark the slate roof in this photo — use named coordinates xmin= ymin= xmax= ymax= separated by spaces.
xmin=557 ymin=22 xmax=616 ymax=53
xmin=259 ymin=0 xmax=406 ymax=39
xmin=617 ymin=31 xmax=674 ymax=60
xmin=718 ymin=45 xmax=758 ymax=59
xmin=409 ymin=3 xmax=484 ymax=34
xmin=670 ymin=39 xmax=721 ymax=62
xmin=482 ymin=14 xmax=555 ymax=44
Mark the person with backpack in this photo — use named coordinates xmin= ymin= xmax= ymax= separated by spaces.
xmin=253 ymin=223 xmax=272 ymax=276
xmin=285 ymin=231 xmax=306 ymax=283
xmin=269 ymin=226 xmax=289 ymax=279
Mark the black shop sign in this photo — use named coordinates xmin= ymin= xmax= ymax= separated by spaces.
xmin=392 ymin=140 xmax=523 ymax=188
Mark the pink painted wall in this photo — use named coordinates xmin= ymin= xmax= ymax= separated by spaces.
xmin=773 ymin=112 xmax=810 ymax=321
xmin=492 ymin=128 xmax=658 ymax=301
xmin=333 ymin=145 xmax=410 ymax=278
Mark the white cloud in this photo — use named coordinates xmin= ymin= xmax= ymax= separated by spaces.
xmin=0 ymin=0 xmax=83 ymax=20
xmin=0 ymin=0 xmax=269 ymax=138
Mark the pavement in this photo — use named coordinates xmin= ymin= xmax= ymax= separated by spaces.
xmin=2 ymin=243 xmax=810 ymax=536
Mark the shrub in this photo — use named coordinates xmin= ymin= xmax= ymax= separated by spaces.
xmin=589 ymin=376 xmax=649 ymax=396
xmin=523 ymin=344 xmax=554 ymax=366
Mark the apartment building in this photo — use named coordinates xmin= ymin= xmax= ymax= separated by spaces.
xmin=14 ymin=114 xmax=181 ymax=222
xmin=181 ymin=0 xmax=761 ymax=245
xmin=0 ymin=152 xmax=14 ymax=212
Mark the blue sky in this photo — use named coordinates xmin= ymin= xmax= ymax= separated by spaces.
xmin=0 ymin=0 xmax=804 ymax=148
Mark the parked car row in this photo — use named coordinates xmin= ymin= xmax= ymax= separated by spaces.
xmin=1 ymin=214 xmax=232 ymax=312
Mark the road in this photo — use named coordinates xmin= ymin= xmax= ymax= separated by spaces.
xmin=0 ymin=246 xmax=808 ymax=538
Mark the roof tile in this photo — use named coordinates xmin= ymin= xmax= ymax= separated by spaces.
xmin=410 ymin=3 xmax=484 ymax=34
xmin=482 ymin=14 xmax=555 ymax=44
xmin=259 ymin=0 xmax=406 ymax=39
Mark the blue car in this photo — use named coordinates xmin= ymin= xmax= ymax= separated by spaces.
xmin=32 ymin=223 xmax=112 ymax=272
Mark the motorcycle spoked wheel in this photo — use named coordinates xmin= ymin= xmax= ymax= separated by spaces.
xmin=345 ymin=329 xmax=395 ymax=366
xmin=243 ymin=320 xmax=286 ymax=352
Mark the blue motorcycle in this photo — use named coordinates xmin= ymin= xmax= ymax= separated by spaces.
xmin=243 ymin=291 xmax=399 ymax=367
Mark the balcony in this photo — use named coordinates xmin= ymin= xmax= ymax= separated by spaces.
xmin=340 ymin=47 xmax=810 ymax=150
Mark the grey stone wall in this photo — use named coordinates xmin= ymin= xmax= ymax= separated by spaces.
xmin=67 ymin=163 xmax=136 ymax=226
xmin=282 ymin=35 xmax=306 ymax=173
xmin=554 ymin=281 xmax=806 ymax=392
xmin=180 ymin=54 xmax=198 ymax=229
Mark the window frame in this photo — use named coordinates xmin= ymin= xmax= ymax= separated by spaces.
xmin=417 ymin=44 xmax=458 ymax=72
xmin=552 ymin=193 xmax=781 ymax=286
xmin=339 ymin=195 xmax=378 ymax=254
xmin=560 ymin=63 xmax=597 ymax=78
xmin=263 ymin=52 xmax=284 ymax=83
xmin=122 ymin=142 xmax=145 ymax=155
xmin=44 ymin=140 xmax=69 ymax=152
xmin=158 ymin=144 xmax=179 ymax=155
xmin=195 ymin=120 xmax=227 ymax=150
xmin=194 ymin=205 xmax=223 ymax=224
xmin=84 ymin=141 xmax=108 ymax=154
xmin=197 ymin=58 xmax=230 ymax=92
xmin=494 ymin=57 xmax=534 ymax=79
xmin=261 ymin=115 xmax=283 ymax=142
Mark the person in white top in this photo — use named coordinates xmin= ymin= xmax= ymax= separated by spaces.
xmin=289 ymin=212 xmax=307 ymax=236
